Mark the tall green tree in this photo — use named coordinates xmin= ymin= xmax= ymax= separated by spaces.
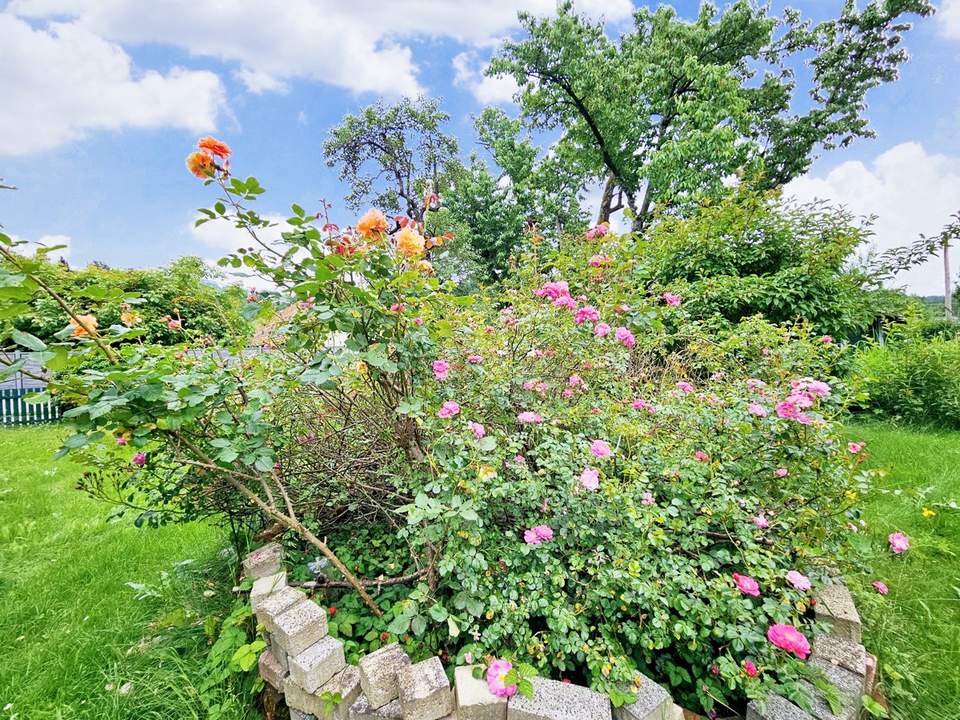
xmin=489 ymin=0 xmax=933 ymax=229
xmin=323 ymin=96 xmax=460 ymax=224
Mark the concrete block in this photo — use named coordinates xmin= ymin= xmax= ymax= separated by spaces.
xmin=805 ymin=659 xmax=863 ymax=720
xmin=455 ymin=665 xmax=507 ymax=720
xmin=864 ymin=653 xmax=877 ymax=694
xmin=257 ymin=586 xmax=306 ymax=633
xmin=507 ymin=677 xmax=611 ymax=720
xmin=291 ymin=710 xmax=318 ymax=720
xmin=243 ymin=542 xmax=284 ymax=579
xmin=398 ymin=656 xmax=454 ymax=720
xmin=258 ymin=648 xmax=288 ymax=690
xmin=614 ymin=674 xmax=673 ymax=720
xmin=286 ymin=676 xmax=328 ymax=717
xmin=275 ymin=646 xmax=290 ymax=673
xmin=358 ymin=643 xmax=411 ymax=709
xmin=348 ymin=695 xmax=404 ymax=719
xmin=746 ymin=695 xmax=814 ymax=720
xmin=291 ymin=636 xmax=347 ymax=693
xmin=811 ymin=635 xmax=866 ymax=679
xmin=317 ymin=665 xmax=363 ymax=720
xmin=814 ymin=584 xmax=861 ymax=643
xmin=274 ymin=599 xmax=329 ymax=656
xmin=250 ymin=571 xmax=287 ymax=611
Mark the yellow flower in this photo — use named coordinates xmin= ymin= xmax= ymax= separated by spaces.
xmin=395 ymin=227 xmax=425 ymax=258
xmin=120 ymin=309 xmax=142 ymax=326
xmin=922 ymin=507 xmax=936 ymax=518
xmin=416 ymin=260 xmax=434 ymax=275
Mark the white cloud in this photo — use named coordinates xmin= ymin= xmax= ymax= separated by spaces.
xmin=785 ymin=142 xmax=960 ymax=295
xmin=940 ymin=0 xmax=960 ymax=39
xmin=0 ymin=14 xmax=225 ymax=156
xmin=189 ymin=214 xmax=287 ymax=254
xmin=453 ymin=51 xmax=519 ymax=104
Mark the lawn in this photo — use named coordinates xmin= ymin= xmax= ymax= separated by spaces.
xmin=844 ymin=422 xmax=960 ymax=720
xmin=0 ymin=426 xmax=255 ymax=720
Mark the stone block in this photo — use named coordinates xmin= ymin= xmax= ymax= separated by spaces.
xmin=398 ymin=656 xmax=454 ymax=720
xmin=348 ymin=695 xmax=403 ymax=719
xmin=275 ymin=646 xmax=290 ymax=673
xmin=317 ymin=665 xmax=363 ymax=720
xmin=258 ymin=648 xmax=288 ymax=690
xmin=455 ymin=665 xmax=507 ymax=720
xmin=243 ymin=542 xmax=284 ymax=579
xmin=614 ymin=674 xmax=673 ymax=720
xmin=814 ymin=584 xmax=861 ymax=643
xmin=805 ymin=658 xmax=863 ymax=720
xmin=291 ymin=710 xmax=318 ymax=720
xmin=257 ymin=586 xmax=306 ymax=633
xmin=286 ymin=676 xmax=328 ymax=717
xmin=811 ymin=635 xmax=866 ymax=679
xmin=291 ymin=636 xmax=347 ymax=693
xmin=274 ymin=599 xmax=329 ymax=656
xmin=746 ymin=695 xmax=814 ymax=720
xmin=507 ymin=677 xmax=612 ymax=720
xmin=251 ymin=571 xmax=287 ymax=611
xmin=864 ymin=653 xmax=877 ymax=694
xmin=358 ymin=643 xmax=411 ymax=709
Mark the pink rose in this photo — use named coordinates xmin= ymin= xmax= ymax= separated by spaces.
xmin=888 ymin=531 xmax=909 ymax=554
xmin=467 ymin=421 xmax=486 ymax=439
xmin=432 ymin=359 xmax=450 ymax=380
xmin=748 ymin=402 xmax=767 ymax=417
xmin=774 ymin=467 xmax=788 ymax=478
xmin=641 ymin=491 xmax=655 ymax=506
xmin=752 ymin=514 xmax=770 ymax=529
xmin=662 ymin=292 xmax=681 ymax=306
xmin=742 ymin=660 xmax=758 ymax=678
xmin=486 ymin=659 xmax=517 ymax=697
xmin=523 ymin=524 xmax=554 ymax=545
xmin=872 ymin=580 xmax=889 ymax=595
xmin=676 ymin=381 xmax=694 ymax=394
xmin=132 ymin=452 xmax=147 ymax=467
xmin=437 ymin=401 xmax=460 ymax=419
xmin=574 ymin=306 xmax=600 ymax=325
xmin=732 ymin=572 xmax=760 ymax=597
xmin=467 ymin=354 xmax=483 ymax=364
xmin=694 ymin=450 xmax=709 ymax=463
xmin=594 ymin=322 xmax=611 ymax=337
xmin=614 ymin=326 xmax=635 ymax=349
xmin=847 ymin=441 xmax=864 ymax=454
xmin=785 ymin=570 xmax=811 ymax=591
xmin=517 ymin=411 xmax=544 ymax=424
xmin=580 ymin=467 xmax=600 ymax=491
xmin=767 ymin=624 xmax=810 ymax=659
xmin=590 ymin=439 xmax=612 ymax=458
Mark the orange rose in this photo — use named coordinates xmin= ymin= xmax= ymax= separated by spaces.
xmin=70 ymin=314 xmax=98 ymax=337
xmin=356 ymin=209 xmax=389 ymax=238
xmin=186 ymin=151 xmax=215 ymax=179
xmin=197 ymin=136 xmax=231 ymax=159
xmin=395 ymin=227 xmax=425 ymax=258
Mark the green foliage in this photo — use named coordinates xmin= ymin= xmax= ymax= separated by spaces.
xmin=489 ymin=0 xmax=933 ymax=228
xmin=851 ymin=332 xmax=960 ymax=429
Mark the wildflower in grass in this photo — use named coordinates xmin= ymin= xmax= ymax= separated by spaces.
xmin=847 ymin=441 xmax=864 ymax=454
xmin=774 ymin=467 xmax=789 ymax=477
xmin=922 ymin=507 xmax=936 ymax=518
xmin=872 ymin=581 xmax=889 ymax=595
xmin=820 ymin=335 xmax=834 ymax=344
xmin=767 ymin=624 xmax=810 ymax=659
xmin=580 ymin=467 xmax=600 ymax=491
xmin=568 ymin=375 xmax=584 ymax=387
xmin=432 ymin=359 xmax=450 ymax=381
xmin=517 ymin=411 xmax=543 ymax=424
xmin=116 ymin=436 xmax=127 ymax=446
xmin=641 ymin=491 xmax=655 ymax=505
xmin=590 ymin=439 xmax=612 ymax=458
xmin=197 ymin=136 xmax=231 ymax=159
xmin=732 ymin=573 xmax=760 ymax=597
xmin=186 ymin=150 xmax=216 ymax=178
xmin=888 ymin=531 xmax=909 ymax=554
xmin=614 ymin=326 xmax=635 ymax=348
xmin=437 ymin=401 xmax=460 ymax=419
xmin=356 ymin=208 xmax=389 ymax=237
xmin=785 ymin=570 xmax=811 ymax=591
xmin=487 ymin=659 xmax=518 ymax=697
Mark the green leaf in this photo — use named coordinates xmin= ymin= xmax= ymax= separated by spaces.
xmin=11 ymin=329 xmax=46 ymax=352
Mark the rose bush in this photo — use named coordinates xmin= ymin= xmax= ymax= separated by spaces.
xmin=0 ymin=143 xmax=866 ymax=716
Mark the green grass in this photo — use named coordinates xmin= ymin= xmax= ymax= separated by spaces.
xmin=0 ymin=426 xmax=256 ymax=720
xmin=844 ymin=422 xmax=960 ymax=720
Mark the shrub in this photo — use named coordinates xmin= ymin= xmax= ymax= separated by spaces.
xmin=0 ymin=146 xmax=865 ymax=717
xmin=852 ymin=335 xmax=960 ymax=429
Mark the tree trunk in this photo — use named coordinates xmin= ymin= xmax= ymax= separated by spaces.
xmin=597 ymin=175 xmax=616 ymax=225
xmin=945 ymin=236 xmax=954 ymax=319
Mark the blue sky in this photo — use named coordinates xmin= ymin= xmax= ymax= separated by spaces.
xmin=1 ymin=0 xmax=958 ymax=293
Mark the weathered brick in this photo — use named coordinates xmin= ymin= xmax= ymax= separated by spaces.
xmin=273 ymin=600 xmax=328 ymax=656
xmin=290 ymin=636 xmax=347 ymax=693
xmin=746 ymin=695 xmax=814 ymax=720
xmin=613 ymin=674 xmax=673 ymax=720
xmin=454 ymin=665 xmax=507 ymax=720
xmin=317 ymin=665 xmax=363 ymax=720
xmin=814 ymin=583 xmax=861 ymax=643
xmin=251 ymin=571 xmax=287 ymax=612
xmin=258 ymin=648 xmax=288 ymax=690
xmin=812 ymin=635 xmax=867 ymax=679
xmin=358 ymin=643 xmax=411 ymax=709
xmin=398 ymin=656 xmax=454 ymax=720
xmin=506 ymin=677 xmax=611 ymax=720
xmin=257 ymin=586 xmax=306 ymax=633
xmin=348 ymin=695 xmax=403 ymax=719
xmin=243 ymin=543 xmax=284 ymax=579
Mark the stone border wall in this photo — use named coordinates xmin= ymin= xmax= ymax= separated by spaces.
xmin=243 ymin=544 xmax=874 ymax=720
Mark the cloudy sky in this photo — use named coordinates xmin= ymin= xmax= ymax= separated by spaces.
xmin=1 ymin=0 xmax=958 ymax=294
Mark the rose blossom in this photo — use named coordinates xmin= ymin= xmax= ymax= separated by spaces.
xmin=432 ymin=359 xmax=450 ymax=380
xmin=467 ymin=421 xmax=486 ymax=439
xmin=732 ymin=572 xmax=760 ymax=597
xmin=590 ymin=439 xmax=612 ymax=458
xmin=662 ymin=292 xmax=681 ymax=306
xmin=486 ymin=659 xmax=517 ymax=697
xmin=437 ymin=401 xmax=460 ymax=419
xmin=614 ymin=326 xmax=636 ymax=349
xmin=748 ymin=402 xmax=767 ymax=417
xmin=774 ymin=467 xmax=789 ymax=477
xmin=574 ymin=306 xmax=600 ymax=325
xmin=517 ymin=411 xmax=544 ymax=424
xmin=742 ymin=660 xmax=758 ymax=678
xmin=872 ymin=581 xmax=889 ymax=595
xmin=467 ymin=354 xmax=483 ymax=364
xmin=132 ymin=452 xmax=147 ymax=467
xmin=676 ymin=381 xmax=694 ymax=394
xmin=785 ymin=570 xmax=811 ymax=591
xmin=847 ymin=441 xmax=864 ymax=454
xmin=767 ymin=624 xmax=810 ymax=659
xmin=523 ymin=524 xmax=554 ymax=545
xmin=580 ymin=467 xmax=600 ymax=491
xmin=641 ymin=491 xmax=655 ymax=506
xmin=594 ymin=322 xmax=611 ymax=337
xmin=752 ymin=514 xmax=770 ymax=529
xmin=888 ymin=531 xmax=909 ymax=554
